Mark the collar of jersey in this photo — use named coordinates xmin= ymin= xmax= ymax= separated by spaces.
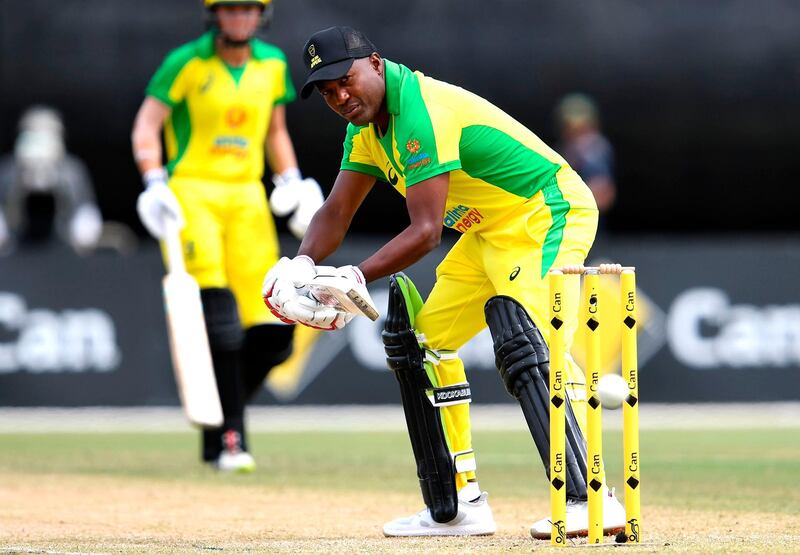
xmin=196 ymin=30 xmax=270 ymax=61
xmin=383 ymin=59 xmax=403 ymax=116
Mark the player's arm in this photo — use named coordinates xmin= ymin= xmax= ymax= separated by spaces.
xmin=265 ymin=104 xmax=299 ymax=173
xmin=130 ymin=97 xmax=183 ymax=238
xmin=131 ymin=97 xmax=170 ymax=175
xmin=357 ymin=172 xmax=449 ymax=283
xmin=297 ymin=169 xmax=375 ymax=263
xmin=265 ymin=104 xmax=324 ymax=238
xmin=587 ymin=175 xmax=616 ymax=212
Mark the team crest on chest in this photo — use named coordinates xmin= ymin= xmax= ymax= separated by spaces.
xmin=406 ymin=139 xmax=421 ymax=154
xmin=225 ymin=106 xmax=247 ymax=128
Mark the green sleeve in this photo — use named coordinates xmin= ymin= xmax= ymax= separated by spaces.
xmin=340 ymin=125 xmax=384 ymax=179
xmin=275 ymin=59 xmax=297 ymax=105
xmin=145 ymin=42 xmax=196 ymax=107
xmin=252 ymin=41 xmax=296 ymax=105
xmin=396 ymin=77 xmax=461 ymax=187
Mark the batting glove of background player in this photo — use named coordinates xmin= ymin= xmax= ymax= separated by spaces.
xmin=287 ymin=178 xmax=324 ymax=239
xmin=269 ymin=168 xmax=324 ymax=239
xmin=262 ymin=255 xmax=317 ymax=323
xmin=269 ymin=168 xmax=303 ymax=216
xmin=136 ymin=168 xmax=184 ymax=239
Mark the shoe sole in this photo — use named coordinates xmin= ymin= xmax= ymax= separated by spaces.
xmin=212 ymin=463 xmax=256 ymax=474
xmin=232 ymin=465 xmax=256 ymax=474
xmin=530 ymin=525 xmax=625 ymax=540
xmin=384 ymin=526 xmax=496 ymax=537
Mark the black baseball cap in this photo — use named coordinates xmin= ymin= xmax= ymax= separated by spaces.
xmin=300 ymin=26 xmax=378 ymax=99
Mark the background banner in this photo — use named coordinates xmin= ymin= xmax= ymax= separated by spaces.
xmin=1 ymin=237 xmax=798 ymax=405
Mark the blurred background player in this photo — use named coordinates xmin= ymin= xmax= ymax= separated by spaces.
xmin=131 ymin=0 xmax=323 ymax=472
xmin=0 ymin=106 xmax=104 ymax=255
xmin=556 ymin=94 xmax=616 ymax=236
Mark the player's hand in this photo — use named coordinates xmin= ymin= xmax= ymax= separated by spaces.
xmin=136 ymin=168 xmax=184 ymax=239
xmin=282 ymin=295 xmax=353 ymax=330
xmin=312 ymin=264 xmax=377 ymax=317
xmin=262 ymin=255 xmax=317 ymax=322
xmin=288 ymin=177 xmax=324 ymax=239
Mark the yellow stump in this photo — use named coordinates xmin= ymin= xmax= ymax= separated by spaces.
xmin=583 ymin=270 xmax=604 ymax=544
xmin=549 ymin=270 xmax=567 ymax=546
xmin=621 ymin=270 xmax=641 ymax=543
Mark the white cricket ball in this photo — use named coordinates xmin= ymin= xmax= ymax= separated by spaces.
xmin=597 ymin=373 xmax=629 ymax=410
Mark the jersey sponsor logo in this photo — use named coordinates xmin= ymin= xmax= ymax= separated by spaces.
xmin=211 ymin=136 xmax=249 ymax=158
xmin=404 ymin=138 xmax=431 ymax=169
xmin=407 ymin=155 xmax=431 ymax=170
xmin=225 ymin=106 xmax=247 ymax=128
xmin=443 ymin=205 xmax=470 ymax=227
xmin=406 ymin=153 xmax=429 ymax=165
xmin=443 ymin=204 xmax=485 ymax=232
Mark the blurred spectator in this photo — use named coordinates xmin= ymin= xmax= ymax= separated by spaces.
xmin=0 ymin=106 xmax=104 ymax=254
xmin=556 ymin=94 xmax=616 ymax=230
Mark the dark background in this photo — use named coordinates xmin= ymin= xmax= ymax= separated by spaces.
xmin=2 ymin=0 xmax=799 ymax=236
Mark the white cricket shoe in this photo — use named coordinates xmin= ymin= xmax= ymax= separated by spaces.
xmin=213 ymin=450 xmax=256 ymax=474
xmin=529 ymin=488 xmax=626 ymax=539
xmin=383 ymin=492 xmax=496 ymax=537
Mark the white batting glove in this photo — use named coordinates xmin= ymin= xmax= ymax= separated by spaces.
xmin=136 ymin=168 xmax=184 ymax=239
xmin=326 ymin=264 xmax=376 ymax=314
xmin=269 ymin=168 xmax=303 ymax=217
xmin=282 ymin=295 xmax=353 ymax=330
xmin=288 ymin=178 xmax=324 ymax=239
xmin=261 ymin=255 xmax=317 ymax=322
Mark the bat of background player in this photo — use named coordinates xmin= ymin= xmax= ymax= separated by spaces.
xmin=161 ymin=217 xmax=223 ymax=428
xmin=304 ymin=271 xmax=380 ymax=321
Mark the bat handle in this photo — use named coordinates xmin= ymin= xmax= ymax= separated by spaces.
xmin=163 ymin=216 xmax=186 ymax=274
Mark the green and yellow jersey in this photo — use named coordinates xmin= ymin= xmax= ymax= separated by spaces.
xmin=341 ymin=59 xmax=586 ymax=234
xmin=147 ymin=31 xmax=295 ymax=183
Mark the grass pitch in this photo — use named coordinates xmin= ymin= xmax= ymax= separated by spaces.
xmin=0 ymin=426 xmax=798 ymax=553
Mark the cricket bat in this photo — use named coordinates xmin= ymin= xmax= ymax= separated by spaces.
xmin=306 ymin=273 xmax=380 ymax=321
xmin=162 ymin=217 xmax=223 ymax=428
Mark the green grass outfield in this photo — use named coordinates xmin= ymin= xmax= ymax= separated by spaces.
xmin=0 ymin=428 xmax=797 ymax=514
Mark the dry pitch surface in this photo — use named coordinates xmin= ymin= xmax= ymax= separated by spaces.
xmin=1 ymin=406 xmax=798 ymax=554
xmin=1 ymin=472 xmax=798 ymax=554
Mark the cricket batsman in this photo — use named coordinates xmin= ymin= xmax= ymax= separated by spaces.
xmin=262 ymin=26 xmax=628 ymax=538
xmin=131 ymin=0 xmax=323 ymax=472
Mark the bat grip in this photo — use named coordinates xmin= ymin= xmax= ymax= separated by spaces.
xmin=163 ymin=216 xmax=186 ymax=274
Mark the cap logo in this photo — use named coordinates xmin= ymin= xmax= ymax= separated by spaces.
xmin=308 ymin=44 xmax=322 ymax=68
